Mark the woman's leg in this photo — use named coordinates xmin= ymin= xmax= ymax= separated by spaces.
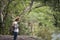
xmin=13 ymin=32 xmax=18 ymax=40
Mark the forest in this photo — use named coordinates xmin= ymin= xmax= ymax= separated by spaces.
xmin=0 ymin=0 xmax=60 ymax=40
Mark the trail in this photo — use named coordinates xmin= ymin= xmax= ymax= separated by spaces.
xmin=0 ymin=35 xmax=41 ymax=40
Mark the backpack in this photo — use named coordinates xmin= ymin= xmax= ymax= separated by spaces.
xmin=9 ymin=24 xmax=14 ymax=35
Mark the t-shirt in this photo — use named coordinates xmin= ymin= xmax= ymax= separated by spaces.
xmin=12 ymin=21 xmax=19 ymax=32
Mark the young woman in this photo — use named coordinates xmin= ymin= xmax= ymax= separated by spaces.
xmin=12 ymin=17 xmax=19 ymax=40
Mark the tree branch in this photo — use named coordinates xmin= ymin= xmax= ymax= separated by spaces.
xmin=19 ymin=0 xmax=34 ymax=17
xmin=3 ymin=0 xmax=15 ymax=20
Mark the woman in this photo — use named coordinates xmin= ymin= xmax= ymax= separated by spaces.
xmin=12 ymin=17 xmax=20 ymax=40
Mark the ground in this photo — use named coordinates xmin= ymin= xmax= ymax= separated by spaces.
xmin=0 ymin=35 xmax=41 ymax=40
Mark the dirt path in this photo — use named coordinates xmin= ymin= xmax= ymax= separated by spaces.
xmin=0 ymin=35 xmax=41 ymax=40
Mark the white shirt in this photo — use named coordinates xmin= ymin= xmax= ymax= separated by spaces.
xmin=13 ymin=21 xmax=19 ymax=32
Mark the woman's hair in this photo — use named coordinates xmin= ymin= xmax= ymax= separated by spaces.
xmin=15 ymin=18 xmax=19 ymax=21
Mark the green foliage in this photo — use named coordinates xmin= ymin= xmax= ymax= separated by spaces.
xmin=37 ymin=26 xmax=52 ymax=40
xmin=19 ymin=6 xmax=56 ymax=37
xmin=4 ymin=15 xmax=12 ymax=35
xmin=19 ymin=22 xmax=30 ymax=35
